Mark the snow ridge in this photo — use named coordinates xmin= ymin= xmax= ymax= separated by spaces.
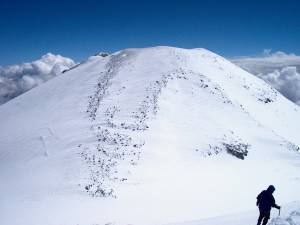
xmin=80 ymin=49 xmax=255 ymax=196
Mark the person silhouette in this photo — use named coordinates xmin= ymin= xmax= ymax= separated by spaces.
xmin=256 ymin=185 xmax=281 ymax=225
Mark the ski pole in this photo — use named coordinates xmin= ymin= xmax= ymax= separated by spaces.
xmin=279 ymin=208 xmax=281 ymax=216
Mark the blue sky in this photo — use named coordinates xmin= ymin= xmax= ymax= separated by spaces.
xmin=1 ymin=0 xmax=300 ymax=65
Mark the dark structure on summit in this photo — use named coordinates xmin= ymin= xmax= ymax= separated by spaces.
xmin=256 ymin=185 xmax=281 ymax=225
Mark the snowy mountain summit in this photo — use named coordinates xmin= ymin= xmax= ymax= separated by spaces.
xmin=1 ymin=46 xmax=300 ymax=225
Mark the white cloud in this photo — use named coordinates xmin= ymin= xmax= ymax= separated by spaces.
xmin=232 ymin=50 xmax=300 ymax=105
xmin=0 ymin=53 xmax=75 ymax=105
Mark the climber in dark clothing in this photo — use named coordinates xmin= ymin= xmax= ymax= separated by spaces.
xmin=256 ymin=185 xmax=281 ymax=225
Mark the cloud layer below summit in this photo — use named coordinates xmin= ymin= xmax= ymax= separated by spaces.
xmin=0 ymin=53 xmax=75 ymax=105
xmin=232 ymin=50 xmax=300 ymax=105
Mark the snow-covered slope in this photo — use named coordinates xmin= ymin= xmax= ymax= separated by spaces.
xmin=167 ymin=202 xmax=300 ymax=225
xmin=0 ymin=46 xmax=300 ymax=225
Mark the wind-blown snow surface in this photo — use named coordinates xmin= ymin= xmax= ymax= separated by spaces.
xmin=168 ymin=202 xmax=300 ymax=225
xmin=0 ymin=47 xmax=300 ymax=225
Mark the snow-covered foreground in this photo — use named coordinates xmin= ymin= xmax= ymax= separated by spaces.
xmin=168 ymin=202 xmax=300 ymax=225
xmin=0 ymin=46 xmax=300 ymax=225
